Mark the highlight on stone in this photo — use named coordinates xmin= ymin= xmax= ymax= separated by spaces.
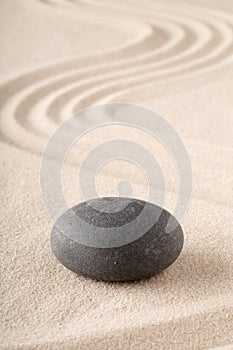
xmin=51 ymin=197 xmax=183 ymax=282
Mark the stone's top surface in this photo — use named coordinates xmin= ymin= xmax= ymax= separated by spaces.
xmin=51 ymin=197 xmax=184 ymax=281
xmin=53 ymin=197 xmax=171 ymax=248
xmin=70 ymin=197 xmax=146 ymax=228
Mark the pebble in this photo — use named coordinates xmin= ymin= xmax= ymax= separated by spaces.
xmin=51 ymin=197 xmax=184 ymax=281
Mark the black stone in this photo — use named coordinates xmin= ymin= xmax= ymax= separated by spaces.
xmin=51 ymin=197 xmax=184 ymax=282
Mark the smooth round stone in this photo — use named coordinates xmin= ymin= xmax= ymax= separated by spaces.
xmin=51 ymin=197 xmax=184 ymax=281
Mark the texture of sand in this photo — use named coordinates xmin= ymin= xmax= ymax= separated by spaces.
xmin=1 ymin=0 xmax=233 ymax=349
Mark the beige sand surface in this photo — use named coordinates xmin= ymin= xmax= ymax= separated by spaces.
xmin=1 ymin=0 xmax=233 ymax=349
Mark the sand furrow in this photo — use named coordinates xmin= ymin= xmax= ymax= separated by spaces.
xmin=0 ymin=3 xmax=233 ymax=154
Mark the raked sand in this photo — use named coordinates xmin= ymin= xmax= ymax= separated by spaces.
xmin=1 ymin=0 xmax=233 ymax=349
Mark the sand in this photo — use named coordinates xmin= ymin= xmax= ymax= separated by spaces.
xmin=1 ymin=0 xmax=233 ymax=349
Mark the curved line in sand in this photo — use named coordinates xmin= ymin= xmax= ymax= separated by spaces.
xmin=0 ymin=18 xmax=183 ymax=143
xmin=3 ymin=13 xmax=217 ymax=132
xmin=19 ymin=22 xmax=178 ymax=131
xmin=0 ymin=18 xmax=156 ymax=147
xmin=25 ymin=21 xmax=187 ymax=134
xmin=63 ymin=14 xmax=233 ymax=117
xmin=0 ymin=3 xmax=233 ymax=153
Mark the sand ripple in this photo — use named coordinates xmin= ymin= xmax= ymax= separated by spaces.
xmin=0 ymin=1 xmax=233 ymax=153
